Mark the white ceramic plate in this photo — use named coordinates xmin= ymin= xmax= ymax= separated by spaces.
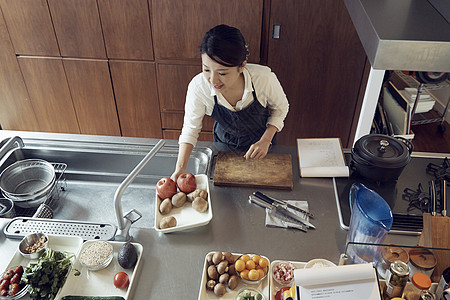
xmin=155 ymin=174 xmax=212 ymax=233
xmin=2 ymin=235 xmax=83 ymax=300
xmin=269 ymin=260 xmax=306 ymax=300
xmin=58 ymin=241 xmax=143 ymax=299
xmin=198 ymin=252 xmax=270 ymax=300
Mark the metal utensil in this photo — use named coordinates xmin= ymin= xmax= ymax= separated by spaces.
xmin=253 ymin=191 xmax=314 ymax=218
xmin=249 ymin=195 xmax=307 ymax=232
xmin=250 ymin=194 xmax=315 ymax=229
xmin=441 ymin=179 xmax=447 ymax=217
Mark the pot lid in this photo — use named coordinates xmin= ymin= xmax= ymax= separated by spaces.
xmin=353 ymin=134 xmax=411 ymax=168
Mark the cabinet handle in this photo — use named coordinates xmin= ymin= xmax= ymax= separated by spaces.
xmin=272 ymin=24 xmax=281 ymax=39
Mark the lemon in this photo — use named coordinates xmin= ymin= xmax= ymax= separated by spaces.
xmin=246 ymin=259 xmax=256 ymax=270
xmin=248 ymin=269 xmax=259 ymax=281
xmin=240 ymin=269 xmax=249 ymax=280
xmin=235 ymin=259 xmax=245 ymax=272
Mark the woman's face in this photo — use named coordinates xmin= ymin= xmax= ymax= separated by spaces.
xmin=201 ymin=54 xmax=245 ymax=93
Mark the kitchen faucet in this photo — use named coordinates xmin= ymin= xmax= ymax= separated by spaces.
xmin=114 ymin=139 xmax=165 ymax=241
xmin=0 ymin=136 xmax=24 ymax=164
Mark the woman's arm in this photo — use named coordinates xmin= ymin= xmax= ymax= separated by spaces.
xmin=244 ymin=124 xmax=277 ymax=159
xmin=172 ymin=142 xmax=194 ymax=181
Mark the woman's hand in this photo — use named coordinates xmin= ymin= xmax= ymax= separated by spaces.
xmin=171 ymin=168 xmax=185 ymax=182
xmin=244 ymin=139 xmax=271 ymax=160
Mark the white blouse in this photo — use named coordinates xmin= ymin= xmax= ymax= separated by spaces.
xmin=179 ymin=63 xmax=289 ymax=146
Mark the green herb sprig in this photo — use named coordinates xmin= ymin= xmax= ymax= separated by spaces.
xmin=21 ymin=248 xmax=74 ymax=300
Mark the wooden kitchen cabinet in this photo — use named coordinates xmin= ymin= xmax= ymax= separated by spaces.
xmin=97 ymin=0 xmax=154 ymax=60
xmin=0 ymin=11 xmax=40 ymax=131
xmin=109 ymin=60 xmax=162 ymax=138
xmin=48 ymin=0 xmax=106 ymax=58
xmin=266 ymin=0 xmax=367 ymax=147
xmin=151 ymin=0 xmax=263 ymax=63
xmin=0 ymin=0 xmax=59 ymax=56
xmin=63 ymin=59 xmax=121 ymax=136
xmin=18 ymin=57 xmax=80 ymax=134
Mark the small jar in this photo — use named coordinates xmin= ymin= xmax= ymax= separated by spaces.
xmin=408 ymin=249 xmax=437 ymax=280
xmin=404 ymin=272 xmax=435 ymax=300
xmin=384 ymin=260 xmax=410 ymax=300
xmin=377 ymin=246 xmax=409 ymax=279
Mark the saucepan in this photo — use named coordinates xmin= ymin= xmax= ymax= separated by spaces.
xmin=351 ymin=134 xmax=413 ymax=182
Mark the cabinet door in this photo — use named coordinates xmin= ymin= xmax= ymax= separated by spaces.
xmin=0 ymin=12 xmax=39 ymax=131
xmin=98 ymin=0 xmax=153 ymax=60
xmin=109 ymin=60 xmax=162 ymax=138
xmin=63 ymin=59 xmax=121 ymax=136
xmin=157 ymin=64 xmax=214 ymax=132
xmin=151 ymin=0 xmax=263 ymax=62
xmin=267 ymin=0 xmax=367 ymax=147
xmin=48 ymin=0 xmax=106 ymax=58
xmin=18 ymin=57 xmax=80 ymax=133
xmin=0 ymin=0 xmax=59 ymax=56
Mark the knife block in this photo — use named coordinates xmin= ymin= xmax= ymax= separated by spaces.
xmin=418 ymin=213 xmax=450 ymax=282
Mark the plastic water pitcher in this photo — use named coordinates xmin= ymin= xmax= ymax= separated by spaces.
xmin=346 ymin=183 xmax=393 ymax=263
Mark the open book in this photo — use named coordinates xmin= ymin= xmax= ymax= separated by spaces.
xmin=297 ymin=138 xmax=349 ymax=177
xmin=294 ymin=263 xmax=382 ymax=300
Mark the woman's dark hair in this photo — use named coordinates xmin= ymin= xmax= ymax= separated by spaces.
xmin=200 ymin=24 xmax=249 ymax=67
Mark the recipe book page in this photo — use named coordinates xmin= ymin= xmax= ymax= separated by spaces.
xmin=294 ymin=263 xmax=381 ymax=300
xmin=297 ymin=138 xmax=349 ymax=177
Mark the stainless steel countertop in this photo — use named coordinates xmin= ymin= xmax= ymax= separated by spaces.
xmin=345 ymin=0 xmax=450 ymax=72
xmin=0 ymin=131 xmax=419 ymax=299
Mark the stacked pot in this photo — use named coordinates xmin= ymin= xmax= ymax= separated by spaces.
xmin=351 ymin=134 xmax=413 ymax=182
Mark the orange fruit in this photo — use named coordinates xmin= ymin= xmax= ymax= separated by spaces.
xmin=240 ymin=254 xmax=250 ymax=262
xmin=252 ymin=255 xmax=261 ymax=265
xmin=245 ymin=260 xmax=256 ymax=270
xmin=235 ymin=259 xmax=245 ymax=272
xmin=248 ymin=269 xmax=259 ymax=281
xmin=257 ymin=268 xmax=265 ymax=279
xmin=258 ymin=257 xmax=269 ymax=269
xmin=240 ymin=269 xmax=249 ymax=280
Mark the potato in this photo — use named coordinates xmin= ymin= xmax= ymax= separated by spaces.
xmin=171 ymin=192 xmax=187 ymax=208
xmin=187 ymin=189 xmax=208 ymax=202
xmin=192 ymin=197 xmax=208 ymax=212
xmin=228 ymin=275 xmax=238 ymax=290
xmin=212 ymin=251 xmax=223 ymax=265
xmin=217 ymin=260 xmax=228 ymax=274
xmin=207 ymin=265 xmax=219 ymax=280
xmin=219 ymin=273 xmax=229 ymax=284
xmin=206 ymin=279 xmax=216 ymax=291
xmin=228 ymin=264 xmax=236 ymax=275
xmin=214 ymin=283 xmax=226 ymax=297
xmin=206 ymin=252 xmax=214 ymax=265
xmin=224 ymin=252 xmax=234 ymax=264
xmin=159 ymin=216 xmax=177 ymax=229
xmin=159 ymin=198 xmax=172 ymax=214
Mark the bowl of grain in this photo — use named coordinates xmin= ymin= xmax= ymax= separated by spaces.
xmin=18 ymin=232 xmax=48 ymax=259
xmin=78 ymin=240 xmax=113 ymax=271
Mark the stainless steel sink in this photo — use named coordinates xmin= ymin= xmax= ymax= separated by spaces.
xmin=0 ymin=134 xmax=212 ymax=230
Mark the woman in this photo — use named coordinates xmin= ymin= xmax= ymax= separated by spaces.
xmin=172 ymin=24 xmax=289 ymax=180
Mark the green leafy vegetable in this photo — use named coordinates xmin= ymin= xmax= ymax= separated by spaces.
xmin=21 ymin=248 xmax=74 ymax=300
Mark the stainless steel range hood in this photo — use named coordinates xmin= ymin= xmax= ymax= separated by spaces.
xmin=344 ymin=0 xmax=450 ymax=72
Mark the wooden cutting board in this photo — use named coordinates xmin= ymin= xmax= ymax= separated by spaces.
xmin=213 ymin=151 xmax=293 ymax=190
xmin=418 ymin=213 xmax=450 ymax=282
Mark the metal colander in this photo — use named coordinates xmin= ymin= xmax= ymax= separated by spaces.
xmin=0 ymin=159 xmax=56 ymax=208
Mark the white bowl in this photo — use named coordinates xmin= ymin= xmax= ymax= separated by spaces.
xmin=304 ymin=258 xmax=336 ymax=269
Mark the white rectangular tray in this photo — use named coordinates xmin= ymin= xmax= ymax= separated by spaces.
xmin=269 ymin=260 xmax=305 ymax=300
xmin=198 ymin=252 xmax=270 ymax=300
xmin=3 ymin=235 xmax=83 ymax=300
xmin=58 ymin=241 xmax=143 ymax=300
xmin=155 ymin=174 xmax=212 ymax=233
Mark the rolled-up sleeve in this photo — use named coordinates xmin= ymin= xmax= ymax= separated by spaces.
xmin=178 ymin=79 xmax=208 ymax=147
xmin=264 ymin=72 xmax=289 ymax=132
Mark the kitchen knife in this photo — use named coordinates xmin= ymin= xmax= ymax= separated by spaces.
xmin=253 ymin=191 xmax=314 ymax=218
xmin=251 ymin=194 xmax=316 ymax=229
xmin=249 ymin=196 xmax=307 ymax=232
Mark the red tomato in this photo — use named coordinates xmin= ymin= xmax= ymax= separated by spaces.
xmin=1 ymin=289 xmax=8 ymax=297
xmin=113 ymin=272 xmax=129 ymax=289
xmin=275 ymin=287 xmax=291 ymax=300
xmin=8 ymin=283 xmax=20 ymax=296
xmin=10 ymin=274 xmax=21 ymax=284
xmin=2 ymin=270 xmax=14 ymax=281
xmin=14 ymin=266 xmax=23 ymax=277
xmin=0 ymin=279 xmax=9 ymax=291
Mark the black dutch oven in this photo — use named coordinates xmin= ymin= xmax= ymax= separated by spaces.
xmin=351 ymin=134 xmax=413 ymax=182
